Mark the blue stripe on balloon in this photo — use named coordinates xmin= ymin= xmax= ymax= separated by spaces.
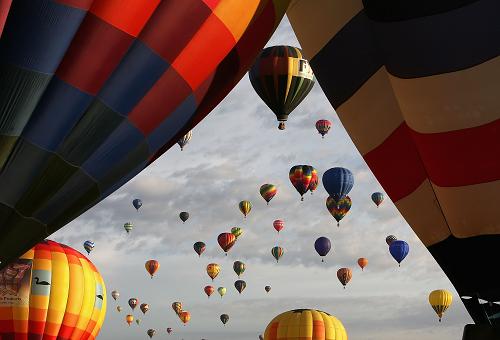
xmin=98 ymin=40 xmax=169 ymax=116
xmin=22 ymin=77 xmax=92 ymax=151
xmin=0 ymin=0 xmax=86 ymax=72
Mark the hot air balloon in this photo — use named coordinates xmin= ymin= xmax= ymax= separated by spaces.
xmin=193 ymin=241 xmax=206 ymax=257
xmin=386 ymin=235 xmax=397 ymax=246
xmin=322 ymin=167 xmax=354 ymax=201
xmin=389 ymin=240 xmax=410 ymax=267
xmin=273 ymin=220 xmax=285 ymax=233
xmin=0 ymin=240 xmax=107 ymax=339
xmin=231 ymin=227 xmax=243 ymax=239
xmin=167 ymin=328 xmax=173 ymax=335
xmin=0 ymin=0 xmax=290 ymax=269
xmin=314 ymin=237 xmax=331 ymax=262
xmin=287 ymin=3 xmax=499 ymax=330
xmin=264 ymin=309 xmax=347 ymax=339
xmin=112 ymin=290 xmax=120 ymax=301
xmin=218 ymin=287 xmax=227 ymax=298
xmin=145 ymin=259 xmax=160 ymax=278
xmin=234 ymin=280 xmax=246 ymax=294
xmin=129 ymin=298 xmax=138 ymax=310
xmin=371 ymin=192 xmax=384 ymax=207
xmin=218 ymin=233 xmax=236 ymax=255
xmin=140 ymin=303 xmax=149 ymax=314
xmin=124 ymin=222 xmax=134 ymax=234
xmin=220 ymin=314 xmax=229 ymax=325
xmin=337 ymin=268 xmax=352 ymax=289
xmin=179 ymin=311 xmax=191 ymax=325
xmin=308 ymin=167 xmax=319 ymax=195
xmin=271 ymin=246 xmax=284 ymax=263
xmin=316 ymin=119 xmax=332 ymax=138
xmin=429 ymin=290 xmax=453 ymax=322
xmin=204 ymin=285 xmax=214 ymax=298
xmin=126 ymin=315 xmax=134 ymax=326
xmin=239 ymin=200 xmax=252 ymax=218
xmin=358 ymin=258 xmax=368 ymax=271
xmin=289 ymin=165 xmax=313 ymax=200
xmin=265 ymin=285 xmax=271 ymax=293
xmin=233 ymin=261 xmax=246 ymax=277
xmin=326 ymin=196 xmax=352 ymax=227
xmin=207 ymin=263 xmax=221 ymax=281
xmin=179 ymin=211 xmax=189 ymax=223
xmin=133 ymin=198 xmax=142 ymax=211
xmin=249 ymin=45 xmax=315 ymax=130
xmin=171 ymin=302 xmax=182 ymax=316
xmin=83 ymin=240 xmax=95 ymax=255
xmin=260 ymin=184 xmax=277 ymax=205
xmin=136 ymin=318 xmax=141 ymax=325
xmin=147 ymin=329 xmax=156 ymax=338
xmin=177 ymin=130 xmax=192 ymax=151
xmin=117 ymin=306 xmax=122 ymax=312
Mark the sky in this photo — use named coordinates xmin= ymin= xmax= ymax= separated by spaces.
xmin=52 ymin=16 xmax=472 ymax=340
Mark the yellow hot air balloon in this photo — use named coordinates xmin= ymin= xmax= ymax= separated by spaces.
xmin=206 ymin=263 xmax=221 ymax=281
xmin=126 ymin=314 xmax=134 ymax=326
xmin=264 ymin=309 xmax=347 ymax=340
xmin=429 ymin=289 xmax=453 ymax=322
xmin=239 ymin=200 xmax=252 ymax=218
xmin=0 ymin=240 xmax=107 ymax=339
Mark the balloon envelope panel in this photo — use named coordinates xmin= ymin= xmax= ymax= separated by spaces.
xmin=287 ymin=0 xmax=500 ymax=324
xmin=0 ymin=0 xmax=290 ymax=265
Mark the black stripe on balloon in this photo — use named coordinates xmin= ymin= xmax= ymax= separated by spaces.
xmin=428 ymin=234 xmax=500 ymax=325
xmin=362 ymin=0 xmax=480 ymax=22
xmin=372 ymin=0 xmax=500 ymax=78
xmin=309 ymin=10 xmax=382 ymax=109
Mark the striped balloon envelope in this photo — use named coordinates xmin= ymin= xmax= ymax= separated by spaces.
xmin=287 ymin=0 xmax=500 ymax=324
xmin=264 ymin=309 xmax=347 ymax=340
xmin=0 ymin=239 xmax=106 ymax=339
xmin=0 ymin=0 xmax=291 ymax=266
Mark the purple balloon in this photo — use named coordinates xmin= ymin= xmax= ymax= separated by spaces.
xmin=314 ymin=237 xmax=331 ymax=261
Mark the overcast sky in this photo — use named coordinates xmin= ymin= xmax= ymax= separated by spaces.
xmin=52 ymin=17 xmax=472 ymax=340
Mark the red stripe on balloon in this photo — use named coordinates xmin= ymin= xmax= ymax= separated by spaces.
xmin=409 ymin=119 xmax=500 ymax=187
xmin=363 ymin=123 xmax=427 ymax=202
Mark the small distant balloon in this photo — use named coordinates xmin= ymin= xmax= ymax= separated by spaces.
xmin=337 ymin=268 xmax=352 ymax=289
xmin=145 ymin=260 xmax=160 ymax=278
xmin=179 ymin=211 xmax=189 ymax=223
xmin=177 ymin=130 xmax=192 ymax=151
xmin=386 ymin=235 xmax=397 ymax=246
xmin=193 ymin=241 xmax=206 ymax=257
xmin=429 ymin=289 xmax=453 ymax=322
xmin=111 ymin=290 xmax=119 ymax=301
xmin=314 ymin=237 xmax=331 ymax=262
xmin=233 ymin=261 xmax=246 ymax=277
xmin=234 ymin=280 xmax=246 ymax=294
xmin=231 ymin=227 xmax=243 ymax=239
xmin=167 ymin=327 xmax=173 ymax=334
xmin=357 ymin=258 xmax=368 ymax=271
xmin=265 ymin=285 xmax=271 ymax=293
xmin=204 ymin=285 xmax=215 ymax=298
xmin=271 ymin=246 xmax=284 ymax=263
xmin=220 ymin=314 xmax=229 ymax=325
xmin=260 ymin=184 xmax=277 ymax=205
xmin=132 ymin=198 xmax=142 ymax=211
xmin=116 ymin=306 xmax=122 ymax=312
xmin=178 ymin=311 xmax=191 ymax=325
xmin=316 ymin=119 xmax=332 ymax=138
xmin=322 ymin=167 xmax=354 ymax=201
xmin=309 ymin=167 xmax=319 ymax=195
xmin=371 ymin=192 xmax=384 ymax=207
xmin=171 ymin=302 xmax=182 ymax=315
xmin=207 ymin=263 xmax=221 ymax=281
xmin=326 ymin=196 xmax=352 ymax=227
xmin=273 ymin=220 xmax=284 ymax=233
xmin=83 ymin=240 xmax=94 ymax=255
xmin=389 ymin=240 xmax=409 ymax=266
xmin=289 ymin=165 xmax=313 ymax=201
xmin=218 ymin=287 xmax=227 ymax=298
xmin=136 ymin=318 xmax=141 ymax=325
xmin=239 ymin=200 xmax=252 ymax=218
xmin=140 ymin=303 xmax=149 ymax=314
xmin=147 ymin=329 xmax=156 ymax=338
xmin=128 ymin=298 xmax=138 ymax=310
xmin=126 ymin=314 xmax=134 ymax=326
xmin=123 ymin=222 xmax=133 ymax=234
xmin=218 ymin=233 xmax=236 ymax=255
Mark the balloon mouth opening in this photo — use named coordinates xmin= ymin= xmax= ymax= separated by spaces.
xmin=278 ymin=122 xmax=285 ymax=130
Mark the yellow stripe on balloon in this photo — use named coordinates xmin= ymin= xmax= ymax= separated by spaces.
xmin=71 ymin=258 xmax=95 ymax=339
xmin=45 ymin=249 xmax=69 ymax=336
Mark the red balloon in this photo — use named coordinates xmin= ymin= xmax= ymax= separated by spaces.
xmin=204 ymin=285 xmax=214 ymax=298
xmin=273 ymin=220 xmax=285 ymax=233
xmin=217 ymin=233 xmax=236 ymax=255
